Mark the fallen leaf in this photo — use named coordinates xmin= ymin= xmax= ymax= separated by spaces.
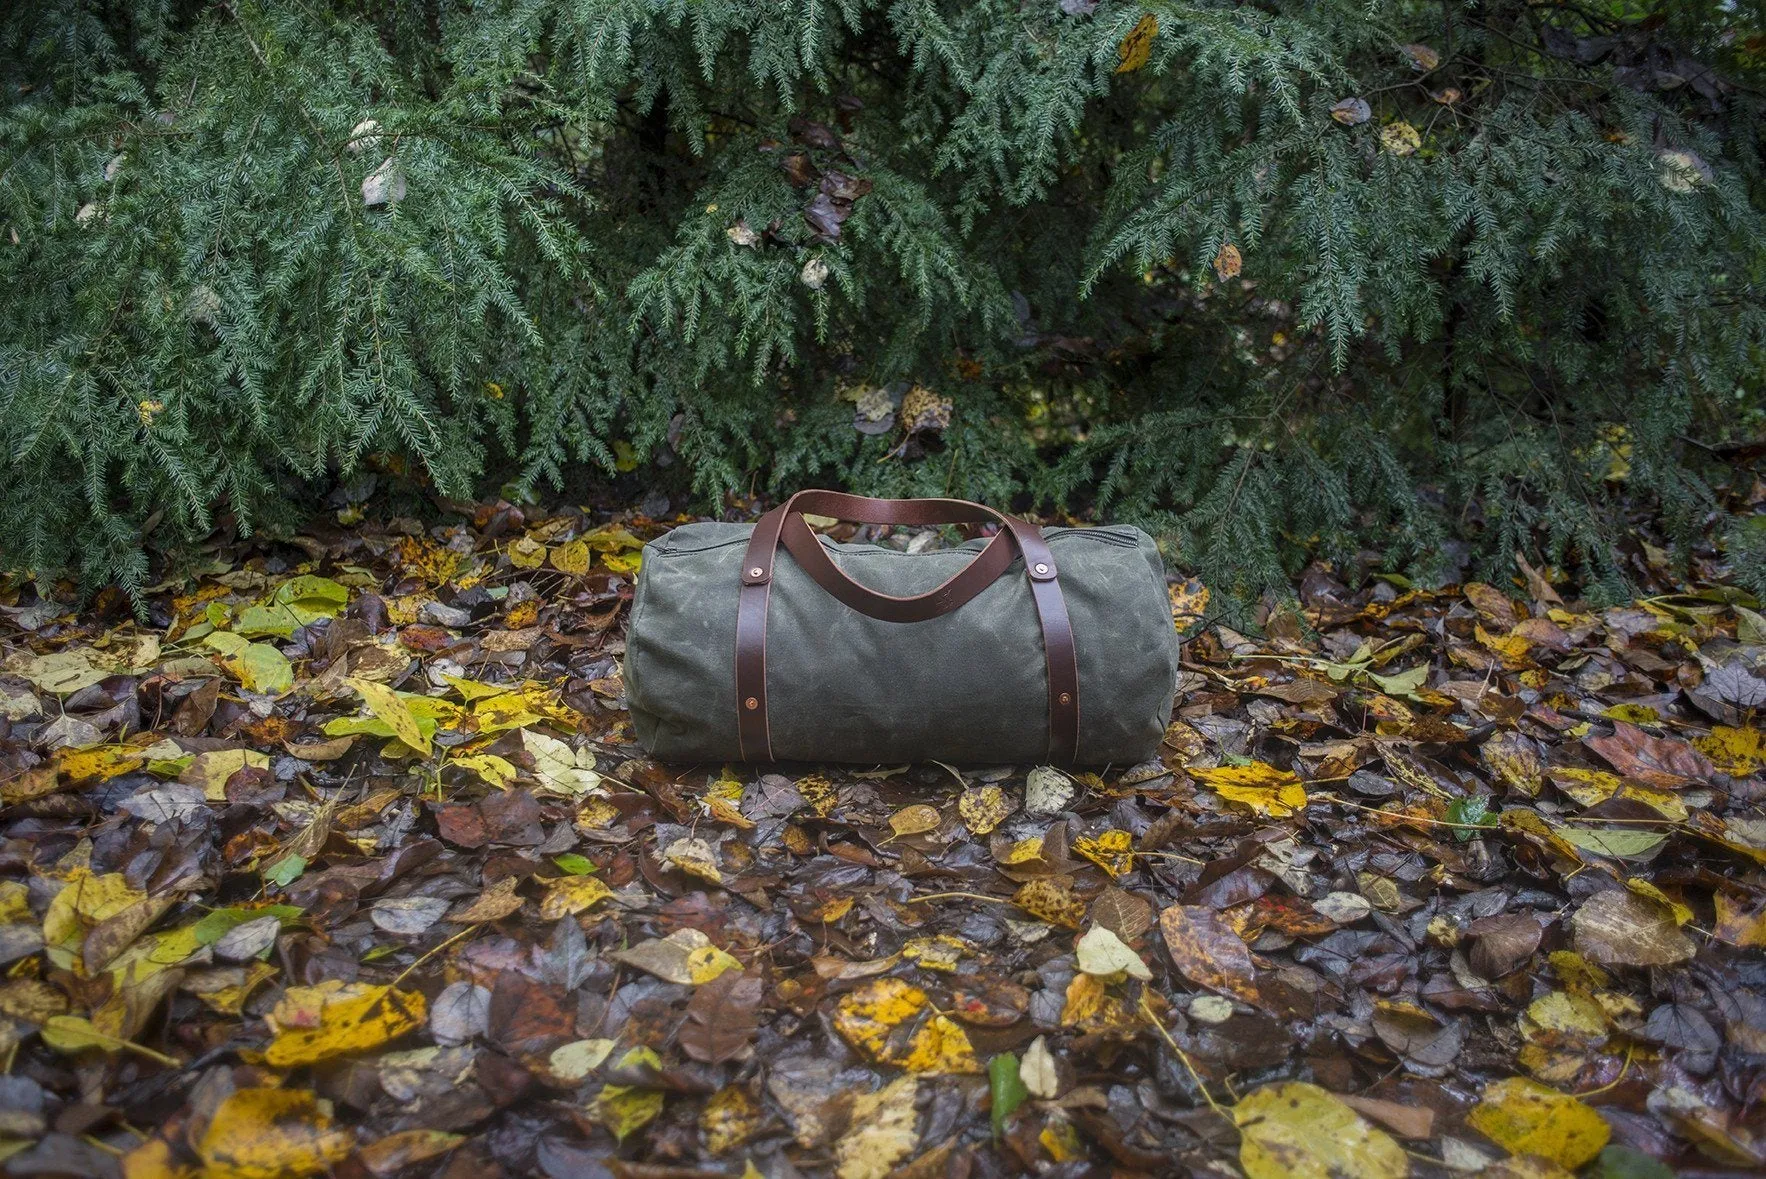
xmin=197 ymin=1088 xmax=354 ymax=1179
xmin=1379 ymin=121 xmax=1421 ymax=156
xmin=1190 ymin=762 xmax=1307 ymax=816
xmin=988 ymin=1053 xmax=1028 ymax=1136
xmin=1075 ymin=924 xmax=1151 ymax=980
xmin=522 ymin=729 xmax=603 ymax=796
xmin=888 ymin=804 xmax=940 ymax=837
xmin=1571 ymin=888 xmax=1695 ymax=967
xmin=835 ymin=1076 xmax=918 ymax=1179
xmin=1014 ymin=876 xmax=1085 ymax=929
xmin=832 ymin=977 xmax=981 ymax=1074
xmin=960 ymin=783 xmax=1015 ymax=834
xmin=681 ymin=970 xmax=761 ymax=1064
xmin=1331 ymin=97 xmax=1372 ymax=125
xmin=548 ymin=1038 xmax=617 ymax=1080
xmin=1073 ymin=829 xmax=1132 ymax=876
xmin=1585 ymin=721 xmax=1714 ymax=789
xmin=1233 ymin=1082 xmax=1407 ymax=1179
xmin=610 ymin=928 xmax=740 ymax=985
xmin=1213 ymin=243 xmax=1242 ymax=280
xmin=265 ymin=982 xmax=426 ymax=1068
xmin=1159 ymin=903 xmax=1260 ymax=1002
xmin=1021 ymin=1034 xmax=1059 ymax=1098
xmin=1469 ymin=1077 xmax=1610 ymax=1169
xmin=1115 ymin=13 xmax=1158 ymax=75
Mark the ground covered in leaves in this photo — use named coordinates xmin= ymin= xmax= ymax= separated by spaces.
xmin=2 ymin=499 xmax=1766 ymax=1179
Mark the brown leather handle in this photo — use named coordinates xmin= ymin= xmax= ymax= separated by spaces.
xmin=764 ymin=490 xmax=1035 ymax=622
xmin=733 ymin=491 xmax=1080 ymax=764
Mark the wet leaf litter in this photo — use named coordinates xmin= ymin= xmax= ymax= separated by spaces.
xmin=0 ymin=501 xmax=1764 ymax=1175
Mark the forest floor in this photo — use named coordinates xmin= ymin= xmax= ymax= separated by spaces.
xmin=1 ymin=496 xmax=1764 ymax=1179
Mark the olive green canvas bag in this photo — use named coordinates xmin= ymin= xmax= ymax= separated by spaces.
xmin=625 ymin=491 xmax=1179 ymax=765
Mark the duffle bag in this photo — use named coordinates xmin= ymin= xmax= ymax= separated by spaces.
xmin=624 ymin=490 xmax=1180 ymax=765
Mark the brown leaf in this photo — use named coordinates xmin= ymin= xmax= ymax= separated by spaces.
xmin=1571 ymin=888 xmax=1695 ymax=967
xmin=1466 ymin=913 xmax=1544 ymax=978
xmin=1158 ymin=904 xmax=1260 ymax=1003
xmin=1089 ymin=885 xmax=1154 ymax=943
xmin=680 ymin=970 xmax=762 ymax=1064
xmin=1584 ymin=721 xmax=1715 ymax=789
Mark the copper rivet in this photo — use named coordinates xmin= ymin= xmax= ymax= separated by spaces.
xmin=1034 ymin=562 xmax=1050 ymax=575
xmin=1060 ymin=693 xmax=1072 ymax=705
xmin=750 ymin=567 xmax=764 ymax=577
xmin=745 ymin=697 xmax=759 ymax=710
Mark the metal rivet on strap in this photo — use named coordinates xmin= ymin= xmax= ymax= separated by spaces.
xmin=749 ymin=567 xmax=764 ymax=578
xmin=1059 ymin=692 xmax=1072 ymax=706
xmin=745 ymin=697 xmax=759 ymax=710
xmin=1033 ymin=562 xmax=1050 ymax=575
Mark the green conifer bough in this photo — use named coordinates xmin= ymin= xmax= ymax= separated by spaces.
xmin=2 ymin=0 xmax=1762 ymax=605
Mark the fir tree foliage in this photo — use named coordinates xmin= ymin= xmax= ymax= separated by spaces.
xmin=2 ymin=0 xmax=1763 ymax=604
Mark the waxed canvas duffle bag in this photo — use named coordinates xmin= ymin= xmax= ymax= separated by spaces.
xmin=624 ymin=490 xmax=1180 ymax=765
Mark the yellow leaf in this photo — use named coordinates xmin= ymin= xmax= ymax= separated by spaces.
xmin=1040 ymin=1120 xmax=1084 ymax=1163
xmin=687 ymin=944 xmax=743 ymax=984
xmin=120 ymin=1137 xmax=197 ymax=1179
xmin=264 ymin=982 xmax=426 ymax=1068
xmin=901 ymin=934 xmax=967 ymax=972
xmin=1694 ymin=725 xmax=1766 ymax=776
xmin=888 ymin=804 xmax=941 ymax=837
xmin=997 ymin=836 xmax=1044 ymax=865
xmin=1115 ymin=12 xmax=1158 ymax=74
xmin=1074 ymin=829 xmax=1133 ymax=877
xmin=507 ymin=536 xmax=548 ymax=569
xmin=550 ymin=538 xmax=593 ymax=576
xmin=56 ymin=744 xmax=147 ymax=784
xmin=1378 ymin=121 xmax=1422 ymax=156
xmin=538 ymin=875 xmax=613 ymax=920
xmin=598 ymin=1085 xmax=664 ymax=1142
xmin=1624 ymin=877 xmax=1693 ymax=926
xmin=835 ymin=1076 xmax=918 ymax=1179
xmin=440 ymin=673 xmax=511 ymax=702
xmin=958 ymin=783 xmax=1013 ymax=835
xmin=180 ymin=749 xmax=271 ymax=801
xmin=701 ymin=1087 xmax=760 ymax=1156
xmin=453 ymin=753 xmax=517 ymax=789
xmin=604 ymin=551 xmax=642 ymax=577
xmin=1468 ymin=1077 xmax=1610 ymax=1170
xmin=1521 ymin=991 xmax=1608 ymax=1044
xmin=197 ymin=1088 xmax=354 ymax=1179
xmin=1014 ymin=876 xmax=1085 ymax=929
xmin=345 ymin=677 xmax=431 ymax=757
xmin=42 ymin=869 xmax=145 ymax=971
xmin=832 ymin=977 xmax=981 ymax=1074
xmin=663 ymin=836 xmax=724 ymax=885
xmin=1233 ymin=1082 xmax=1408 ymax=1179
xmin=1191 ymin=763 xmax=1308 ymax=817
xmin=797 ymin=773 xmax=837 ymax=818
xmin=204 ymin=632 xmax=293 ymax=695
xmin=548 ymin=1038 xmax=617 ymax=1080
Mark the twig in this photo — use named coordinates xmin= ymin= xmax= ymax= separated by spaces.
xmin=1138 ymin=992 xmax=1227 ymax=1118
xmin=390 ymin=923 xmax=480 ymax=988
xmin=905 ymin=891 xmax=1013 ymax=906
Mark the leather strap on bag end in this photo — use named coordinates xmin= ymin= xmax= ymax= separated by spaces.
xmin=732 ymin=492 xmax=1080 ymax=764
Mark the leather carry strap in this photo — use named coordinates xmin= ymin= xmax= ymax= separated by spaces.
xmin=734 ymin=491 xmax=1079 ymax=763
